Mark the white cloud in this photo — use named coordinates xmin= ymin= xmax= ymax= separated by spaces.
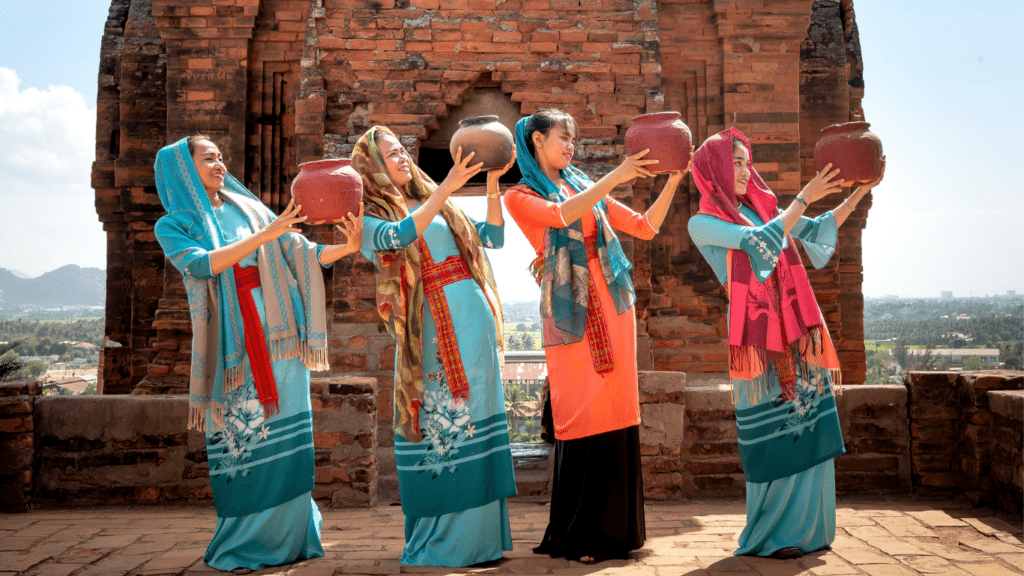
xmin=0 ymin=67 xmax=105 ymax=277
xmin=0 ymin=67 xmax=96 ymax=190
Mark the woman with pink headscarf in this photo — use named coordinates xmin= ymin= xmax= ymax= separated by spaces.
xmin=687 ymin=128 xmax=883 ymax=559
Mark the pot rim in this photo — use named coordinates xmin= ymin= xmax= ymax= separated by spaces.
xmin=820 ymin=121 xmax=872 ymax=134
xmin=458 ymin=115 xmax=501 ymax=126
xmin=630 ymin=111 xmax=683 ymax=123
xmin=298 ymin=157 xmax=353 ymax=169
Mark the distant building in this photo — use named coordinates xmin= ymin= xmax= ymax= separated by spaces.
xmin=906 ymin=349 xmax=999 ymax=370
xmin=941 ymin=291 xmax=953 ymax=300
xmin=502 ymin=351 xmax=547 ymax=397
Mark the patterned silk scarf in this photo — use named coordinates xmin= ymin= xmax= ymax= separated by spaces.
xmin=153 ymin=138 xmax=329 ymax=431
xmin=513 ymin=116 xmax=636 ymax=352
xmin=352 ymin=126 xmax=504 ymax=443
xmin=692 ymin=128 xmax=841 ymax=403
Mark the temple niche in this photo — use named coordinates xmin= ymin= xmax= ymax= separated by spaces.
xmin=93 ymin=0 xmax=871 ymax=496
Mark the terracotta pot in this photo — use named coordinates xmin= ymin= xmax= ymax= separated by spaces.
xmin=290 ymin=158 xmax=363 ymax=225
xmin=624 ymin=111 xmax=692 ymax=174
xmin=449 ymin=115 xmax=514 ymax=171
xmin=814 ymin=121 xmax=883 ymax=185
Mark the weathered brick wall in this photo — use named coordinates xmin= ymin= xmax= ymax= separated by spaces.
xmin=905 ymin=370 xmax=1024 ymax=505
xmin=988 ymin=390 xmax=1023 ymax=516
xmin=638 ymin=371 xmax=687 ymax=500
xmin=0 ymin=382 xmax=41 ymax=513
xmin=5 ymin=377 xmax=375 ymax=510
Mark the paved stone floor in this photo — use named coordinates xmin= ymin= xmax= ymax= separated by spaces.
xmin=1 ymin=497 xmax=1021 ymax=576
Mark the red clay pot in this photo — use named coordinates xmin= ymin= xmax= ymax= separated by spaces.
xmin=449 ymin=115 xmax=514 ymax=171
xmin=624 ymin=111 xmax=692 ymax=174
xmin=814 ymin=121 xmax=883 ymax=185
xmin=291 ymin=158 xmax=363 ymax=224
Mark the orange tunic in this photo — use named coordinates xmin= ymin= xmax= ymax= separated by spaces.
xmin=504 ymin=185 xmax=656 ymax=441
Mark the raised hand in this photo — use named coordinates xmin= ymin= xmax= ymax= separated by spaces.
xmin=334 ymin=204 xmax=364 ymax=254
xmin=798 ymin=163 xmax=844 ymax=205
xmin=612 ymin=149 xmax=659 ymax=184
xmin=487 ymin=145 xmax=517 ymax=189
xmin=437 ymin=146 xmax=484 ymax=197
xmin=259 ymin=199 xmax=307 ymax=244
xmin=859 ymin=156 xmax=886 ymax=190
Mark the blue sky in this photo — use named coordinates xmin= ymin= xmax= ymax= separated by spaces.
xmin=0 ymin=0 xmax=1021 ymax=299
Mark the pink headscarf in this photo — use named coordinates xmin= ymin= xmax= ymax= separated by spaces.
xmin=692 ymin=128 xmax=840 ymax=400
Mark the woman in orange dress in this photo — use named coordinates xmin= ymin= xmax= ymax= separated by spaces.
xmin=503 ymin=109 xmax=688 ymax=561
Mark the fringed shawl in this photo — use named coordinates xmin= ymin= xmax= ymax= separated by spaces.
xmin=352 ymin=126 xmax=504 ymax=443
xmin=513 ymin=116 xmax=636 ymax=346
xmin=153 ymin=138 xmax=329 ymax=431
xmin=691 ymin=128 xmax=841 ymax=403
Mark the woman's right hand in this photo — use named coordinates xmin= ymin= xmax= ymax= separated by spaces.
xmin=611 ymin=149 xmax=659 ymax=184
xmin=797 ymin=163 xmax=844 ymax=205
xmin=437 ymin=146 xmax=484 ymax=197
xmin=258 ymin=199 xmax=307 ymax=244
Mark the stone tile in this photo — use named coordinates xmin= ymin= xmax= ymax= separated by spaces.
xmin=875 ymin=516 xmax=937 ymax=538
xmin=0 ymin=553 xmax=51 ymax=572
xmin=835 ymin=515 xmax=876 ymax=528
xmin=906 ymin=510 xmax=970 ymax=528
xmin=802 ymin=556 xmax=860 ymax=575
xmin=960 ymin=535 xmax=1024 ymax=554
xmin=899 ymin=555 xmax=969 ymax=574
xmin=0 ymin=537 xmax=42 ymax=552
xmin=26 ymin=566 xmax=78 ymax=576
xmin=997 ymin=553 xmax=1024 ymax=568
xmin=844 ymin=527 xmax=928 ymax=555
xmin=76 ymin=553 xmax=150 ymax=576
xmin=137 ymin=549 xmax=203 ymax=574
xmin=911 ymin=540 xmax=991 ymax=562
xmin=119 ymin=541 xmax=179 ymax=555
xmin=964 ymin=517 xmax=1024 ymax=536
xmin=860 ymin=566 xmax=917 ymax=576
xmin=831 ymin=546 xmax=898 ymax=565
xmin=958 ymin=564 xmax=1023 ymax=576
xmin=77 ymin=534 xmax=142 ymax=549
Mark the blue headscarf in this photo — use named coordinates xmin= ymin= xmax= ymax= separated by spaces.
xmin=514 ymin=116 xmax=636 ymax=345
xmin=153 ymin=137 xmax=328 ymax=430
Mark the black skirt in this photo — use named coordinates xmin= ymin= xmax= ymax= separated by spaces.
xmin=533 ymin=425 xmax=645 ymax=561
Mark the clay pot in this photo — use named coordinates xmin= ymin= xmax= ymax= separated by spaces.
xmin=814 ymin=122 xmax=883 ymax=185
xmin=624 ymin=111 xmax=693 ymax=174
xmin=290 ymin=158 xmax=363 ymax=225
xmin=449 ymin=115 xmax=514 ymax=171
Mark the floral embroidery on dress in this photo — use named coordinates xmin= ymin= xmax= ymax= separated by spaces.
xmin=771 ymin=366 xmax=823 ymax=442
xmin=417 ymin=387 xmax=473 ymax=478
xmin=208 ymin=383 xmax=269 ymax=481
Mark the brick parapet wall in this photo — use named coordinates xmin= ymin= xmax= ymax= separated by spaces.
xmin=988 ymin=390 xmax=1023 ymax=516
xmin=0 ymin=377 xmax=375 ymax=512
xmin=905 ymin=370 xmax=1023 ymax=506
xmin=0 ymin=382 xmax=42 ymax=513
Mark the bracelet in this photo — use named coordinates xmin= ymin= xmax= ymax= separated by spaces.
xmin=487 ymin=193 xmax=501 ymax=199
xmin=794 ymin=196 xmax=808 ymax=207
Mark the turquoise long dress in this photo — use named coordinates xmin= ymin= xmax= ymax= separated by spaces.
xmin=201 ymin=203 xmax=325 ymax=571
xmin=361 ymin=214 xmax=517 ymax=567
xmin=688 ymin=205 xmax=846 ymax=557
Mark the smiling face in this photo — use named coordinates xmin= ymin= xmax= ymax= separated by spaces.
xmin=733 ymin=141 xmax=751 ymax=197
xmin=377 ymin=133 xmax=413 ymax=188
xmin=531 ymin=123 xmax=576 ymax=172
xmin=190 ymin=139 xmax=226 ymax=198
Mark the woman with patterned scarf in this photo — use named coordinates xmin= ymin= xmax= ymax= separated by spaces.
xmin=153 ymin=135 xmax=362 ymax=572
xmin=688 ymin=128 xmax=884 ymax=559
xmin=351 ymin=126 xmax=517 ymax=566
xmin=503 ymin=109 xmax=689 ymax=562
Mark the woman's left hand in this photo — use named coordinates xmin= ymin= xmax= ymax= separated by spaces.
xmin=487 ymin=145 xmax=517 ymax=188
xmin=334 ymin=204 xmax=364 ymax=255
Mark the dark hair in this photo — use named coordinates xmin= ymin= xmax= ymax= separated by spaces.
xmin=524 ymin=109 xmax=578 ymax=158
xmin=186 ymin=133 xmax=215 ymax=155
xmin=732 ymin=136 xmax=748 ymax=154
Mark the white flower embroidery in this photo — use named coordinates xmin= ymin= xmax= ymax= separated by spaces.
xmin=257 ymin=425 xmax=270 ymax=440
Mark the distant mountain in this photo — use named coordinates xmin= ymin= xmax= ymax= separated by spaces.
xmin=9 ymin=270 xmax=30 ymax=279
xmin=0 ymin=266 xmax=105 ymax=309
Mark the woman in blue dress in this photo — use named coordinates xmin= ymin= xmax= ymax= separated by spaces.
xmin=687 ymin=128 xmax=884 ymax=559
xmin=153 ymin=135 xmax=363 ymax=572
xmin=351 ymin=126 xmax=518 ymax=566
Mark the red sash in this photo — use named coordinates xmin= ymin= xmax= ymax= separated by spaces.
xmin=583 ymin=233 xmax=615 ymax=374
xmin=233 ymin=264 xmax=279 ymax=417
xmin=417 ymin=238 xmax=473 ymax=400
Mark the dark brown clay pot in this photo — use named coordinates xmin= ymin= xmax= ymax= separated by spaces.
xmin=814 ymin=121 xmax=883 ymax=185
xmin=449 ymin=115 xmax=514 ymax=171
xmin=290 ymin=158 xmax=363 ymax=225
xmin=624 ymin=111 xmax=692 ymax=174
